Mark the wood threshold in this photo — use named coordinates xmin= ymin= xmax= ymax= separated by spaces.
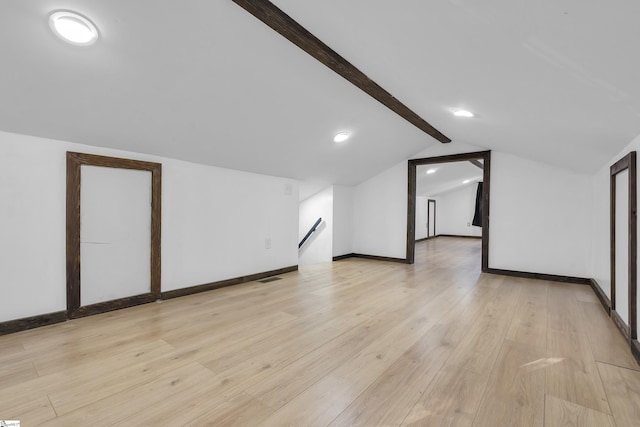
xmin=352 ymin=253 xmax=409 ymax=264
xmin=415 ymin=235 xmax=479 ymax=242
xmin=331 ymin=253 xmax=408 ymax=264
xmin=231 ymin=0 xmax=450 ymax=143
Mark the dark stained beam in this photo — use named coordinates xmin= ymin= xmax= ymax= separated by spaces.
xmin=232 ymin=0 xmax=451 ymax=144
xmin=469 ymin=159 xmax=484 ymax=169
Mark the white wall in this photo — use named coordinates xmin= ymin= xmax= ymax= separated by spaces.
xmin=164 ymin=160 xmax=298 ymax=290
xmin=352 ymin=143 xmax=592 ymax=276
xmin=489 ymin=152 xmax=590 ymax=276
xmin=415 ymin=196 xmax=428 ymax=240
xmin=299 ymin=186 xmax=333 ymax=266
xmin=333 ymin=185 xmax=354 ymax=257
xmin=353 ymin=160 xmax=408 ymax=259
xmin=0 ymin=130 xmax=299 ymax=322
xmin=435 ymin=184 xmax=483 ymax=237
xmin=590 ymin=165 xmax=611 ymax=295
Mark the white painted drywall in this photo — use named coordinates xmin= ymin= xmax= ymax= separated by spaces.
xmin=589 ymin=165 xmax=611 ymax=296
xmin=415 ymin=196 xmax=428 ymax=240
xmin=489 ymin=152 xmax=590 ymax=276
xmin=435 ymin=184 xmax=483 ymax=237
xmin=353 ymin=160 xmax=408 ymax=259
xmin=333 ymin=185 xmax=354 ymax=257
xmin=80 ymin=166 xmax=152 ymax=305
xmin=0 ymin=133 xmax=67 ymax=321
xmin=0 ymin=130 xmax=299 ymax=322
xmin=163 ymin=160 xmax=298 ymax=290
xmin=299 ymin=186 xmax=333 ymax=266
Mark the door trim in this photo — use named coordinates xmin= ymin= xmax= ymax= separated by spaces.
xmin=66 ymin=152 xmax=162 ymax=319
xmin=407 ymin=151 xmax=490 ymax=270
xmin=610 ymin=151 xmax=637 ymax=341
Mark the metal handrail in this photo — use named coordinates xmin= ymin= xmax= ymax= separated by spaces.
xmin=299 ymin=217 xmax=322 ymax=248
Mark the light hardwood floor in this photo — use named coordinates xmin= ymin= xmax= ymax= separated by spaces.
xmin=1 ymin=237 xmax=640 ymax=426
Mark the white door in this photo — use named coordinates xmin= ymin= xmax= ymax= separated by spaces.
xmin=80 ymin=165 xmax=152 ymax=306
xmin=615 ymin=169 xmax=630 ymax=327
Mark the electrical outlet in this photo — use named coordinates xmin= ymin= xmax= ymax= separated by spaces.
xmin=265 ymin=238 xmax=271 ymax=249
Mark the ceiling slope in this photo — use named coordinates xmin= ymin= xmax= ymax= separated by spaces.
xmin=2 ymin=1 xmax=640 ymax=185
xmin=417 ymin=162 xmax=483 ymax=197
xmin=0 ymin=1 xmax=446 ymax=186
xmin=232 ymin=0 xmax=451 ymax=143
xmin=272 ymin=0 xmax=640 ymax=173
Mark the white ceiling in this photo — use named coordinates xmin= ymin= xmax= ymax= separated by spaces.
xmin=417 ymin=161 xmax=483 ymax=197
xmin=2 ymin=1 xmax=640 ymax=186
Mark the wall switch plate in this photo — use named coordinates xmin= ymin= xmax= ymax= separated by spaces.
xmin=265 ymin=238 xmax=271 ymax=249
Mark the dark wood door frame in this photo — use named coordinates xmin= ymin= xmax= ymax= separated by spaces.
xmin=66 ymin=152 xmax=162 ymax=319
xmin=427 ymin=199 xmax=437 ymax=238
xmin=407 ymin=151 xmax=491 ymax=270
xmin=610 ymin=151 xmax=637 ymax=342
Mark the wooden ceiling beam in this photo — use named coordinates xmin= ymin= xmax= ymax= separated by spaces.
xmin=469 ymin=159 xmax=484 ymax=169
xmin=232 ymin=0 xmax=451 ymax=143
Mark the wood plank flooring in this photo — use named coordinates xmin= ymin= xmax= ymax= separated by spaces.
xmin=1 ymin=237 xmax=640 ymax=426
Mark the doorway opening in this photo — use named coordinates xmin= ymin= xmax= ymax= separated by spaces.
xmin=406 ymin=151 xmax=491 ymax=271
xmin=427 ymin=199 xmax=436 ymax=239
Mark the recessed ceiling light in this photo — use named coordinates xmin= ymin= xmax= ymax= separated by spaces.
xmin=333 ymin=131 xmax=351 ymax=143
xmin=49 ymin=11 xmax=99 ymax=46
xmin=426 ymin=168 xmax=437 ymax=174
xmin=451 ymin=109 xmax=475 ymax=118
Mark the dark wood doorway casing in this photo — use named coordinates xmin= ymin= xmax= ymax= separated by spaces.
xmin=66 ymin=152 xmax=162 ymax=319
xmin=610 ymin=151 xmax=637 ymax=342
xmin=427 ymin=199 xmax=437 ymax=238
xmin=407 ymin=151 xmax=491 ymax=270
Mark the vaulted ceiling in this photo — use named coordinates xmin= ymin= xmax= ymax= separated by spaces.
xmin=417 ymin=162 xmax=483 ymax=197
xmin=2 ymin=1 xmax=639 ymax=186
